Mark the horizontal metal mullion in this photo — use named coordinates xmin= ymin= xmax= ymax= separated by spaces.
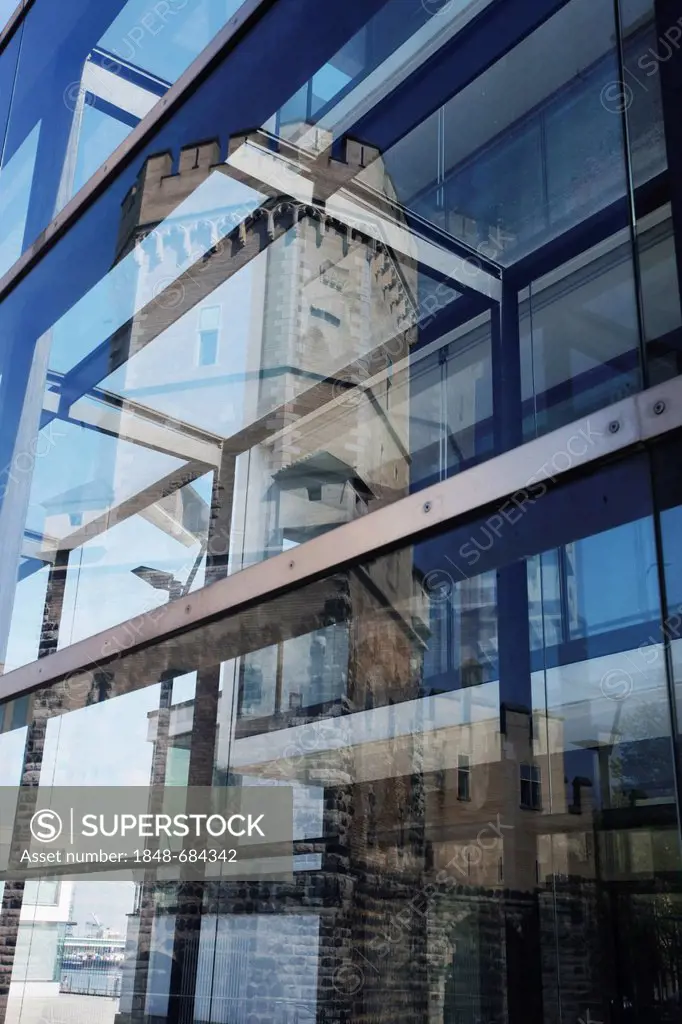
xmin=1 ymin=376 xmax=682 ymax=702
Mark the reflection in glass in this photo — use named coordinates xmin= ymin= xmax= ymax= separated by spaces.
xmin=0 ymin=0 xmax=249 ymax=271
xmin=2 ymin=453 xmax=680 ymax=1023
xmin=619 ymin=0 xmax=682 ymax=386
xmin=0 ymin=123 xmax=40 ymax=279
xmin=0 ymin=0 xmax=680 ymax=1020
xmin=0 ymin=0 xmax=656 ymax=672
xmin=654 ymin=435 xmax=682 ymax=825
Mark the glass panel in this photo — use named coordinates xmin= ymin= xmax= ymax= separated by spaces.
xmin=653 ymin=434 xmax=682 ymax=778
xmin=0 ymin=675 xmax=197 ymax=1021
xmin=0 ymin=717 xmax=28 ymax=909
xmin=0 ymin=120 xmax=39 ymax=276
xmin=0 ymin=0 xmax=651 ymax=671
xmin=524 ymin=227 xmax=642 ymax=434
xmin=619 ymin=0 xmax=682 ymax=386
xmin=0 ymin=0 xmax=248 ymax=277
xmin=1 ymin=452 xmax=680 ymax=1023
xmin=0 ymin=25 xmax=24 ymax=267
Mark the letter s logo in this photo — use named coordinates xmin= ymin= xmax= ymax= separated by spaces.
xmin=30 ymin=809 xmax=63 ymax=843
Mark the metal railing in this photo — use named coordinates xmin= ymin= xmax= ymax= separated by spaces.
xmin=59 ymin=938 xmax=125 ymax=998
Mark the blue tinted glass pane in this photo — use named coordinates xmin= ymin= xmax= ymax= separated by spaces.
xmin=0 ymin=119 xmax=38 ymax=276
xmin=523 ymin=233 xmax=642 ymax=436
xmin=0 ymin=0 xmax=248 ymax=273
xmin=529 ymin=520 xmax=660 ymax=649
xmin=311 ymin=62 xmax=352 ymax=114
xmin=0 ymin=27 xmax=23 ymax=276
xmin=444 ymin=120 xmax=544 ymax=262
xmin=626 ymin=9 xmax=682 ymax=389
xmin=72 ymin=103 xmax=131 ymax=197
xmin=544 ymin=61 xmax=627 ymax=230
xmin=0 ymin=0 xmax=651 ymax=678
xmin=0 ymin=21 xmax=20 ymax=145
xmin=656 ymin=437 xmax=682 ymax=793
xmin=1 ymin=450 xmax=679 ymax=1024
xmin=570 ymin=521 xmax=660 ymax=635
xmin=661 ymin=506 xmax=682 ymax=609
xmin=100 ymin=0 xmax=241 ymax=82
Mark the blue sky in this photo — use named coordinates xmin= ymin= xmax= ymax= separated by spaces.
xmin=0 ymin=1 xmax=15 ymax=32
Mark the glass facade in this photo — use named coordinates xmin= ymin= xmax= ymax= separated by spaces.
xmin=0 ymin=0 xmax=681 ymax=1022
xmin=0 ymin=0 xmax=249 ymax=278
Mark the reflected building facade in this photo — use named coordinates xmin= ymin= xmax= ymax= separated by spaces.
xmin=0 ymin=1 xmax=682 ymax=1024
xmin=108 ymin=127 xmax=419 ymax=573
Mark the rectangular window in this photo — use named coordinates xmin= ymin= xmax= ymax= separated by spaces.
xmin=11 ymin=696 xmax=29 ymax=731
xmin=457 ymin=754 xmax=471 ymax=801
xmin=520 ymin=763 xmax=542 ymax=810
xmin=310 ymin=305 xmax=341 ymax=328
xmin=197 ymin=306 xmax=221 ymax=366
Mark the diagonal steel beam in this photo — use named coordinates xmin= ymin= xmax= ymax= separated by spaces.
xmin=34 ymin=459 xmax=210 ymax=559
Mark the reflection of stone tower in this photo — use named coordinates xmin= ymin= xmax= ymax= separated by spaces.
xmin=110 ymin=130 xmax=418 ymax=566
xmin=244 ymin=132 xmax=418 ymax=537
xmin=110 ymin=128 xmax=424 ymax=1024
xmin=128 ymin=601 xmax=627 ymax=1024
xmin=231 ymin=554 xmax=430 ymax=1024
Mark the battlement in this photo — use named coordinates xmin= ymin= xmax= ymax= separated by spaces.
xmin=117 ymin=126 xmax=392 ymax=257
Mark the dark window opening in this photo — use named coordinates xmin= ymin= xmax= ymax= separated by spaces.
xmin=520 ymin=763 xmax=542 ymax=810
xmin=457 ymin=754 xmax=471 ymax=801
xmin=310 ymin=305 xmax=341 ymax=327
